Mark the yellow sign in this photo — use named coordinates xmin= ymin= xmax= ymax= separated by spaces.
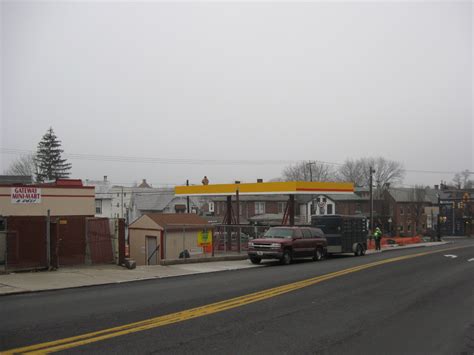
xmin=197 ymin=230 xmax=212 ymax=247
xmin=59 ymin=220 xmax=68 ymax=225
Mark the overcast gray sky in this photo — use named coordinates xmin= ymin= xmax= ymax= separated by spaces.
xmin=1 ymin=1 xmax=472 ymax=187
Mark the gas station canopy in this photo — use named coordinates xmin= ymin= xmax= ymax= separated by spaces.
xmin=175 ymin=181 xmax=354 ymax=197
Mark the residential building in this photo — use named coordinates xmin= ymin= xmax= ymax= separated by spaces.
xmin=211 ymin=195 xmax=294 ymax=224
xmin=128 ymin=188 xmax=201 ymax=223
xmin=382 ymin=187 xmax=438 ymax=236
xmin=84 ymin=176 xmax=113 ymax=218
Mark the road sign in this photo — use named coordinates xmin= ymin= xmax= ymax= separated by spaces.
xmin=197 ymin=230 xmax=212 ymax=247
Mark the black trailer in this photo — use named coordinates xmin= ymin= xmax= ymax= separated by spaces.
xmin=311 ymin=215 xmax=368 ymax=256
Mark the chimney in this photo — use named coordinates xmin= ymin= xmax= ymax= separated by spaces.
xmin=257 ymin=179 xmax=263 ymax=183
xmin=434 ymin=185 xmax=439 ymax=190
xmin=104 ymin=175 xmax=108 ymax=182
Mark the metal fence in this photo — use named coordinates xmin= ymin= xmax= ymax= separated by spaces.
xmin=2 ymin=216 xmax=125 ymax=272
xmin=212 ymin=224 xmax=270 ymax=255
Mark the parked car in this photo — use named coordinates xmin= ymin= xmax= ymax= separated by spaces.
xmin=247 ymin=226 xmax=327 ymax=265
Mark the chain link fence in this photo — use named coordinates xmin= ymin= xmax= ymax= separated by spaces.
xmin=162 ymin=224 xmax=271 ymax=261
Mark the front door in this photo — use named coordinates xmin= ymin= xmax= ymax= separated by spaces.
xmin=146 ymin=236 xmax=158 ymax=265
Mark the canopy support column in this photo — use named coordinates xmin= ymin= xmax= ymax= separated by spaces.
xmin=289 ymin=194 xmax=295 ymax=226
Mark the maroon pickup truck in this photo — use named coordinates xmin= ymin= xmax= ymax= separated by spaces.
xmin=248 ymin=226 xmax=327 ymax=265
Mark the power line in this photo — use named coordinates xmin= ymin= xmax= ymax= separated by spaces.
xmin=1 ymin=147 xmax=469 ymax=175
xmin=0 ymin=148 xmax=296 ymax=166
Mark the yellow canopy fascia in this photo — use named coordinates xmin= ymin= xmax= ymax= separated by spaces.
xmin=175 ymin=181 xmax=354 ymax=196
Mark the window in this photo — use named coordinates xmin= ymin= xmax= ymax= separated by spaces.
xmin=278 ymin=202 xmax=286 ymax=214
xmin=264 ymin=228 xmax=294 ymax=239
xmin=400 ymin=208 xmax=404 ymax=215
xmin=310 ymin=228 xmax=324 ymax=238
xmin=302 ymin=229 xmax=312 ymax=238
xmin=293 ymin=229 xmax=303 ymax=238
xmin=116 ymin=203 xmax=120 ymax=207
xmin=407 ymin=224 xmax=411 ymax=232
xmin=327 ymin=204 xmax=333 ymax=215
xmin=239 ymin=203 xmax=243 ymax=216
xmin=399 ymin=225 xmax=404 ymax=232
xmin=407 ymin=207 xmax=411 ymax=215
xmin=124 ymin=192 xmax=127 ymax=197
xmin=117 ymin=193 xmax=119 ymax=197
xmin=95 ymin=200 xmax=102 ymax=214
xmin=175 ymin=204 xmax=186 ymax=213
xmin=255 ymin=202 xmax=265 ymax=215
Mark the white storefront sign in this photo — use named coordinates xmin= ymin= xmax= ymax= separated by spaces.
xmin=11 ymin=187 xmax=42 ymax=204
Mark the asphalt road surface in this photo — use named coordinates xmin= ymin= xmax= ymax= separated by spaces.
xmin=1 ymin=239 xmax=473 ymax=355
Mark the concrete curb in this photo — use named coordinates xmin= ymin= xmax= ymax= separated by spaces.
xmin=160 ymin=255 xmax=248 ymax=265
xmin=0 ymin=241 xmax=451 ymax=297
xmin=378 ymin=241 xmax=449 ymax=253
xmin=0 ymin=264 xmax=262 ymax=297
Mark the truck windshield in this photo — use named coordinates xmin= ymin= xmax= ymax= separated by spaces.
xmin=263 ymin=228 xmax=294 ymax=238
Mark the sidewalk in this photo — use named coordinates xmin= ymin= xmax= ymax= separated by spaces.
xmin=0 ymin=241 xmax=448 ymax=296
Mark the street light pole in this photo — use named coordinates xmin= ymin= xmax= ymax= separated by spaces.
xmin=369 ymin=166 xmax=375 ymax=233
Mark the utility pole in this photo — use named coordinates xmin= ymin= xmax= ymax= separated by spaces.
xmin=121 ymin=186 xmax=124 ymax=219
xmin=452 ymin=201 xmax=455 ymax=236
xmin=437 ymin=194 xmax=441 ymax=241
xmin=236 ymin=187 xmax=240 ymax=253
xmin=186 ymin=180 xmax=190 ymax=213
xmin=369 ymin=166 xmax=375 ymax=233
xmin=46 ymin=209 xmax=51 ymax=269
xmin=306 ymin=161 xmax=315 ymax=182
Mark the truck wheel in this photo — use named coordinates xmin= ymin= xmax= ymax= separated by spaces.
xmin=250 ymin=257 xmax=261 ymax=265
xmin=354 ymin=244 xmax=363 ymax=256
xmin=280 ymin=250 xmax=292 ymax=265
xmin=313 ymin=248 xmax=323 ymax=261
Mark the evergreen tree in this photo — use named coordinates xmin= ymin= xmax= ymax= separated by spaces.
xmin=35 ymin=128 xmax=72 ymax=182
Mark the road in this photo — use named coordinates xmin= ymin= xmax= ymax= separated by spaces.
xmin=1 ymin=239 xmax=473 ymax=354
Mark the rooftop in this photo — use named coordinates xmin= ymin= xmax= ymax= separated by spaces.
xmin=146 ymin=213 xmax=210 ymax=228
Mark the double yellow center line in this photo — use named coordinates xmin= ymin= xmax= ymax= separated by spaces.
xmin=2 ymin=245 xmax=466 ymax=354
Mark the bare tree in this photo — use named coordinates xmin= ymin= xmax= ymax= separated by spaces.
xmin=282 ymin=161 xmax=337 ymax=182
xmin=452 ymin=170 xmax=473 ymax=189
xmin=4 ymin=154 xmax=37 ymax=178
xmin=338 ymin=157 xmax=405 ymax=188
xmin=337 ymin=159 xmax=366 ymax=186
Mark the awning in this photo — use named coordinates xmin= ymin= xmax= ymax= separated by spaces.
xmin=175 ymin=181 xmax=354 ymax=197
